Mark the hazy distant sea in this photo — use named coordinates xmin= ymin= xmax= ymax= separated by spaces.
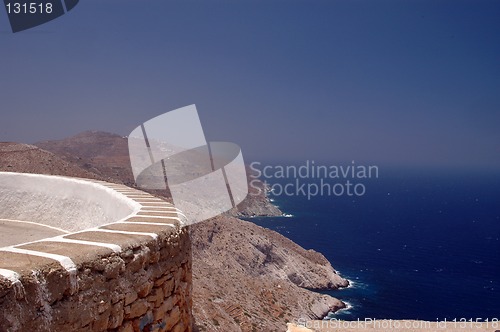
xmin=247 ymin=167 xmax=500 ymax=320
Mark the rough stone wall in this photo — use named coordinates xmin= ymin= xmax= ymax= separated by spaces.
xmin=0 ymin=228 xmax=192 ymax=332
xmin=0 ymin=176 xmax=193 ymax=332
xmin=0 ymin=227 xmax=192 ymax=332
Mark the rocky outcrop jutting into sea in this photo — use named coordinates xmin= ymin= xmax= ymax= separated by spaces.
xmin=191 ymin=216 xmax=348 ymax=331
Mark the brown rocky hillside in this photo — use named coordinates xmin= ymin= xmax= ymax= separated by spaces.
xmin=0 ymin=142 xmax=103 ymax=180
xmin=191 ymin=216 xmax=347 ymax=331
xmin=36 ymin=131 xmax=134 ymax=185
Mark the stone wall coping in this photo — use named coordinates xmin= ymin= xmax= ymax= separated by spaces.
xmin=0 ymin=172 xmax=186 ymax=300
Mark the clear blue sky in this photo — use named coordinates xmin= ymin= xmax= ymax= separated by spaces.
xmin=1 ymin=0 xmax=499 ymax=169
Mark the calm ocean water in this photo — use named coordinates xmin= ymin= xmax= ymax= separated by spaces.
xmin=247 ymin=167 xmax=500 ymax=320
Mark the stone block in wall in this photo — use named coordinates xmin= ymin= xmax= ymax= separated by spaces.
xmin=148 ymin=287 xmax=164 ymax=308
xmin=137 ymin=280 xmax=154 ymax=298
xmin=92 ymin=311 xmax=110 ymax=331
xmin=162 ymin=277 xmax=175 ymax=297
xmin=108 ymin=301 xmax=125 ymax=329
xmin=117 ymin=321 xmax=134 ymax=332
xmin=124 ymin=290 xmax=138 ymax=306
xmin=125 ymin=299 xmax=150 ymax=319
xmin=164 ymin=306 xmax=181 ymax=331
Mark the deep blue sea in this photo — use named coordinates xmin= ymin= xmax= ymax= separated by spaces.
xmin=247 ymin=167 xmax=500 ymax=320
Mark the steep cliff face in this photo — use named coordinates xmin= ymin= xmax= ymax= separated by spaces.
xmin=191 ymin=216 xmax=348 ymax=331
xmin=25 ymin=131 xmax=349 ymax=331
xmin=193 ymin=216 xmax=347 ymax=290
xmin=228 ymin=169 xmax=283 ymax=218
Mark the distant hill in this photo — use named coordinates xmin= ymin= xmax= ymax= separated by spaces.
xmin=35 ymin=131 xmax=134 ymax=186
xmin=0 ymin=142 xmax=104 ymax=180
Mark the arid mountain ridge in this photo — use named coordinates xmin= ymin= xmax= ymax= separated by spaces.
xmin=1 ymin=131 xmax=349 ymax=331
xmin=35 ymin=131 xmax=282 ymax=218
